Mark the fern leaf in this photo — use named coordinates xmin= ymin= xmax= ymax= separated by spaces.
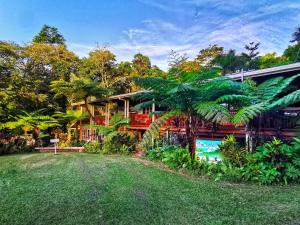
xmin=195 ymin=102 xmax=231 ymax=124
xmin=268 ymin=89 xmax=300 ymax=110
xmin=232 ymin=103 xmax=265 ymax=124
xmin=140 ymin=111 xmax=182 ymax=148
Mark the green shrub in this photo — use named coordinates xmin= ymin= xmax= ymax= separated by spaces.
xmin=84 ymin=141 xmax=102 ymax=154
xmin=146 ymin=138 xmax=300 ymax=185
xmin=243 ymin=138 xmax=300 ymax=184
xmin=161 ymin=146 xmax=193 ymax=169
xmin=147 ymin=144 xmax=179 ymax=160
xmin=102 ymin=132 xmax=136 ymax=155
xmin=219 ymin=135 xmax=247 ymax=166
xmin=0 ymin=138 xmax=35 ymax=155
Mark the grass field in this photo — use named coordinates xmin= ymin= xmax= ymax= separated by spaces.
xmin=1 ymin=153 xmax=300 ymax=225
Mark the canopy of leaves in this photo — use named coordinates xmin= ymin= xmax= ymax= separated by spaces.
xmin=32 ymin=25 xmax=66 ymax=45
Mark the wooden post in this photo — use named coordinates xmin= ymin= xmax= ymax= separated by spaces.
xmin=105 ymin=103 xmax=110 ymax=126
xmin=152 ymin=99 xmax=155 ymax=122
xmin=124 ymin=100 xmax=127 ymax=118
xmin=127 ymin=99 xmax=130 ymax=118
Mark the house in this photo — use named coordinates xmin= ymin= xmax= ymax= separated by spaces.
xmin=73 ymin=63 xmax=300 ymax=142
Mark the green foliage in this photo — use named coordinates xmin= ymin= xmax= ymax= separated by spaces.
xmin=161 ymin=147 xmax=193 ymax=169
xmin=89 ymin=113 xmax=129 ymax=137
xmin=0 ymin=110 xmax=59 ymax=134
xmin=243 ymin=138 xmax=300 ymax=184
xmin=84 ymin=141 xmax=102 ymax=154
xmin=258 ymin=52 xmax=290 ymax=69
xmin=51 ymin=75 xmax=108 ymax=120
xmin=219 ymin=135 xmax=247 ymax=166
xmin=32 ymin=25 xmax=65 ymax=45
xmin=283 ymin=42 xmax=300 ymax=62
xmin=147 ymin=143 xmax=193 ymax=169
xmin=197 ymin=74 xmax=300 ymax=126
xmin=147 ymin=144 xmax=182 ymax=160
xmin=0 ymin=138 xmax=35 ymax=155
xmin=102 ymin=132 xmax=136 ymax=154
xmin=140 ymin=111 xmax=181 ymax=148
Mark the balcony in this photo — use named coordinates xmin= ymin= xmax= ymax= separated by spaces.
xmin=129 ymin=112 xmax=152 ymax=127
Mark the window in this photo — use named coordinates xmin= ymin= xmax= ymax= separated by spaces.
xmin=82 ymin=128 xmax=85 ymax=139
xmin=87 ymin=129 xmax=90 ymax=139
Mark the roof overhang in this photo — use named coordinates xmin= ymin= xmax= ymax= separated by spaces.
xmin=226 ymin=62 xmax=300 ymax=80
xmin=71 ymin=90 xmax=149 ymax=106
xmin=108 ymin=90 xmax=149 ymax=100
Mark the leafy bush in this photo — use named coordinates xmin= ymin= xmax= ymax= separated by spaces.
xmin=84 ymin=141 xmax=102 ymax=154
xmin=0 ymin=137 xmax=35 ymax=155
xmin=147 ymin=138 xmax=300 ymax=185
xmin=147 ymin=144 xmax=180 ymax=160
xmin=243 ymin=138 xmax=300 ymax=184
xmin=102 ymin=132 xmax=136 ymax=155
xmin=219 ymin=135 xmax=247 ymax=166
xmin=161 ymin=147 xmax=193 ymax=169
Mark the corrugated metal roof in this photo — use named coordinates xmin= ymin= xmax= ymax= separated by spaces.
xmin=226 ymin=62 xmax=300 ymax=80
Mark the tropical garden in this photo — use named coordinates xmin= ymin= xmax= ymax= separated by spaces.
xmin=1 ymin=24 xmax=300 ymax=225
xmin=1 ymin=25 xmax=300 ymax=185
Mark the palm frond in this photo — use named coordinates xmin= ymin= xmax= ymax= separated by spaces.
xmin=257 ymin=74 xmax=300 ymax=101
xmin=140 ymin=111 xmax=182 ymax=148
xmin=133 ymin=100 xmax=154 ymax=111
xmin=133 ymin=77 xmax=176 ymax=91
xmin=231 ymin=103 xmax=265 ymax=124
xmin=195 ymin=102 xmax=231 ymax=124
xmin=87 ymin=124 xmax=113 ymax=136
xmin=216 ymin=94 xmax=254 ymax=104
xmin=168 ymin=83 xmax=196 ymax=94
xmin=267 ymin=89 xmax=300 ymax=110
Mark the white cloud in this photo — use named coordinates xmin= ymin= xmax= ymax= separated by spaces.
xmin=69 ymin=0 xmax=300 ymax=71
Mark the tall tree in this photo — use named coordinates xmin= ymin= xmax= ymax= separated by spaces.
xmin=133 ymin=69 xmax=221 ymax=156
xmin=244 ymin=42 xmax=260 ymax=59
xmin=80 ymin=48 xmax=117 ymax=88
xmin=132 ymin=53 xmax=151 ymax=76
xmin=258 ymin=53 xmax=290 ymax=69
xmin=213 ymin=49 xmax=246 ymax=75
xmin=291 ymin=26 xmax=300 ymax=43
xmin=196 ymin=44 xmax=224 ymax=67
xmin=32 ymin=25 xmax=65 ymax=45
xmin=242 ymin=42 xmax=260 ymax=70
xmin=50 ymin=75 xmax=108 ymax=122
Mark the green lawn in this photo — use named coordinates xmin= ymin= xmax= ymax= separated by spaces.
xmin=1 ymin=153 xmax=300 ymax=225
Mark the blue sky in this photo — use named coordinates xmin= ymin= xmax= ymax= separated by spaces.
xmin=1 ymin=0 xmax=300 ymax=70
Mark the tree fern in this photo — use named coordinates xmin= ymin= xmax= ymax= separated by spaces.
xmin=195 ymin=102 xmax=231 ymax=124
xmin=257 ymin=74 xmax=300 ymax=101
xmin=231 ymin=103 xmax=265 ymax=124
xmin=140 ymin=111 xmax=181 ymax=148
xmin=216 ymin=94 xmax=254 ymax=104
xmin=267 ymin=89 xmax=300 ymax=110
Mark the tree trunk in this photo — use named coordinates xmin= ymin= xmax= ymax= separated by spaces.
xmin=245 ymin=124 xmax=254 ymax=152
xmin=185 ymin=117 xmax=195 ymax=158
xmin=84 ymin=98 xmax=95 ymax=123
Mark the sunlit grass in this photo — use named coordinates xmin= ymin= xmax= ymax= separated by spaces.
xmin=1 ymin=153 xmax=300 ymax=225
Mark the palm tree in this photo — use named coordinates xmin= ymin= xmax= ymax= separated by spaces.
xmin=54 ymin=110 xmax=88 ymax=142
xmin=133 ymin=69 xmax=224 ymax=156
xmin=196 ymin=74 xmax=300 ymax=150
xmin=50 ymin=75 xmax=108 ymax=122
